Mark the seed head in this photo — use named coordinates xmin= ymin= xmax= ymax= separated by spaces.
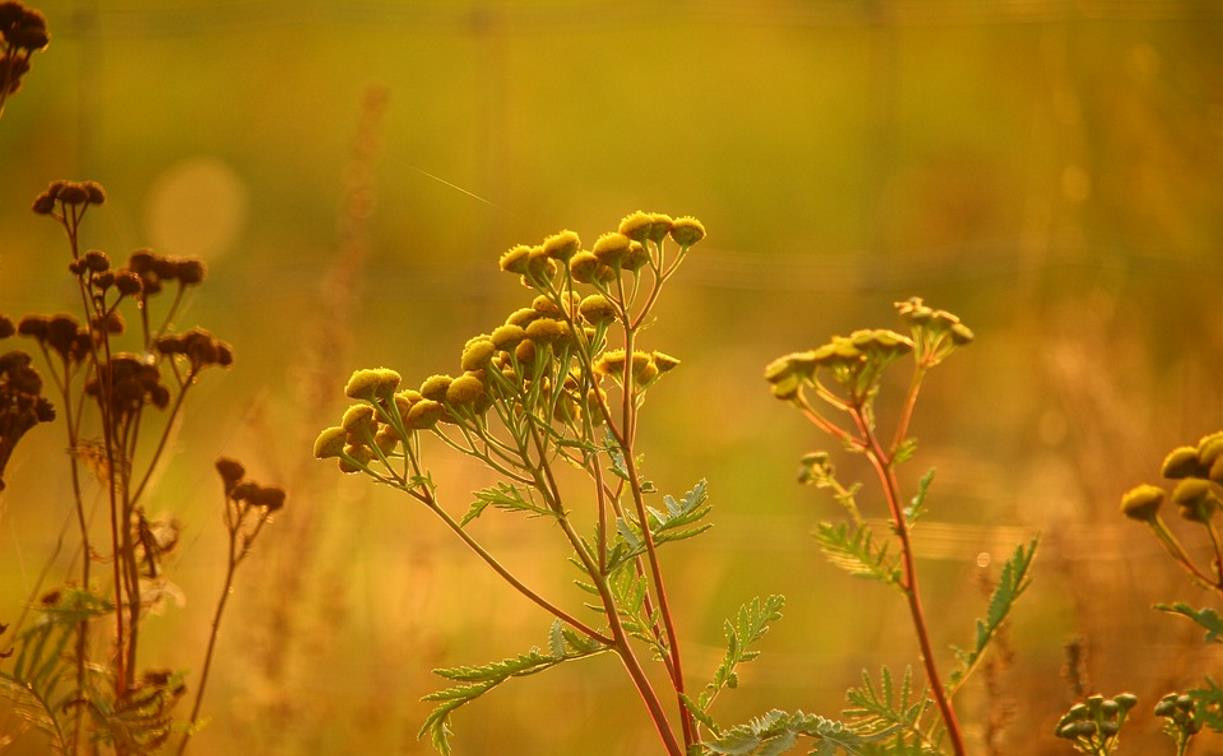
xmin=950 ymin=323 xmax=975 ymax=345
xmin=669 ymin=216 xmax=705 ymax=247
xmin=174 ymin=258 xmax=206 ymax=285
xmin=115 ymin=271 xmax=143 ymax=296
xmin=83 ymin=249 xmax=110 ymax=272
xmin=0 ymin=316 xmax=13 ymax=339
xmin=542 ymin=230 xmax=581 ymax=261
xmin=215 ymin=457 xmax=246 ymax=494
xmin=31 ymin=191 xmax=55 ymax=215
xmin=1119 ymin=484 xmax=1164 ymax=521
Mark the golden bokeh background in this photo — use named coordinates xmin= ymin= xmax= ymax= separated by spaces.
xmin=1 ymin=1 xmax=1221 ymax=753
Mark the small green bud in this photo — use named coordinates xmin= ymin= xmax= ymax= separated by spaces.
xmin=339 ymin=443 xmax=373 ymax=473
xmin=1120 ymin=484 xmax=1164 ymax=521
xmin=1114 ymin=693 xmax=1138 ymax=711
xmin=313 ymin=426 xmax=347 ymax=459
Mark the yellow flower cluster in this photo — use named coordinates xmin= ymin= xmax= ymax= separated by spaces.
xmin=1122 ymin=431 xmax=1223 ymax=523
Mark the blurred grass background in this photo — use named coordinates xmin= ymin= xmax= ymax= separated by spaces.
xmin=1 ymin=0 xmax=1221 ymax=752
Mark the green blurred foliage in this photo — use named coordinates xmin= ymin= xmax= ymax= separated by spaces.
xmin=0 ymin=1 xmax=1220 ymax=753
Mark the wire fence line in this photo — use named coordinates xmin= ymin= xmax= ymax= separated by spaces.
xmin=41 ymin=0 xmax=1222 ymax=39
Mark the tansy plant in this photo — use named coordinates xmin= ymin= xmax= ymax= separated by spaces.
xmin=314 ymin=213 xmax=865 ymax=755
xmin=0 ymin=180 xmax=284 ymax=755
xmin=763 ymin=298 xmax=1039 ymax=756
xmin=1055 ymin=432 xmax=1223 ymax=755
xmin=0 ymin=0 xmax=48 ymax=119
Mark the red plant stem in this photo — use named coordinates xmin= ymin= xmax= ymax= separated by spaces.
xmin=618 ymin=323 xmax=696 ymax=749
xmin=64 ymin=208 xmax=128 ymax=695
xmin=851 ymin=407 xmax=966 ymax=755
xmin=177 ymin=521 xmax=236 ymax=756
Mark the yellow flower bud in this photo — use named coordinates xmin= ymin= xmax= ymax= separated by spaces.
xmin=950 ymin=323 xmax=975 ymax=346
xmin=652 ymin=351 xmax=681 ymax=374
xmin=542 ymin=230 xmax=581 ymax=261
xmin=1120 ymin=484 xmax=1164 ymax=521
xmin=420 ymin=374 xmax=453 ymax=402
xmin=669 ymin=216 xmax=705 ymax=247
xmin=531 ymin=294 xmax=564 ymax=318
xmin=340 ymin=404 xmax=377 ymax=435
xmin=526 ymin=246 xmax=557 ymax=281
xmin=618 ymin=211 xmax=653 ymax=242
xmin=313 ymin=426 xmax=347 ymax=459
xmin=595 ymin=349 xmax=627 ymax=376
xmin=446 ymin=372 xmax=485 ymax=406
xmin=491 ymin=323 xmax=525 ymax=351
xmin=515 ymin=339 xmax=537 ymax=364
xmin=344 ymin=367 xmax=402 ymax=401
xmin=406 ymin=399 xmax=446 ymax=429
xmin=647 ymin=213 xmax=674 ymax=243
xmin=339 ymin=443 xmax=373 ymax=473
xmin=569 ymin=251 xmax=600 ymax=284
xmin=394 ymin=389 xmax=422 ymax=418
xmin=1172 ymin=478 xmax=1218 ymax=523
xmin=374 ymin=426 xmax=400 ymax=455
xmin=461 ymin=338 xmax=497 ymax=371
xmin=525 ymin=318 xmax=569 ymax=344
xmin=579 ymin=294 xmax=616 ymax=326
xmin=506 ymin=307 xmax=538 ymax=328
xmin=592 ymin=232 xmax=631 ymax=266
xmin=622 ymin=241 xmax=650 ymax=271
xmin=1162 ymin=446 xmax=1201 ymax=479
xmin=499 ymin=244 xmax=531 ymax=274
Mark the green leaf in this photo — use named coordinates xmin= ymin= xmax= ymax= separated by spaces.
xmin=893 ymin=438 xmax=919 ymax=466
xmin=605 ymin=479 xmax=713 ymax=574
xmin=459 ymin=482 xmax=553 ymax=527
xmin=903 ymin=469 xmax=934 ymax=526
xmin=705 ymin=709 xmax=867 ymax=755
xmin=419 ymin=630 xmax=612 ymax=754
xmin=1154 ymin=603 xmax=1223 ymax=644
xmin=697 ymin=596 xmax=786 ymax=713
xmin=948 ymin=537 xmax=1039 ymax=691
xmin=0 ymin=589 xmax=112 ymax=752
xmin=843 ymin=667 xmax=934 ymax=751
xmin=813 ymin=522 xmax=902 ymax=589
xmin=1189 ymin=678 xmax=1223 ymax=732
